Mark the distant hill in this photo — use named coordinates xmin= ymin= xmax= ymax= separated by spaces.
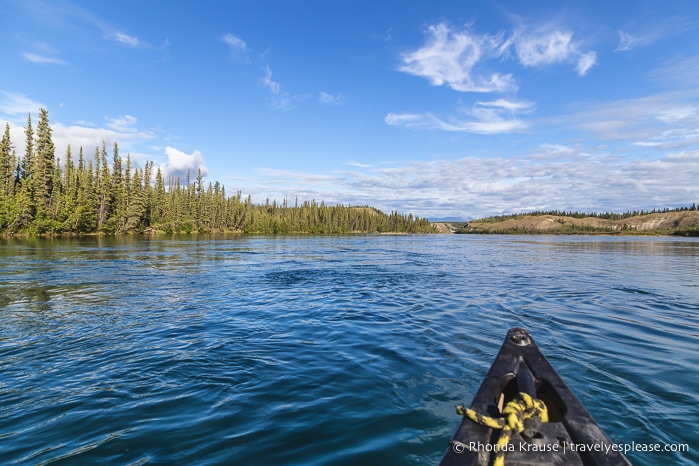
xmin=441 ymin=211 xmax=699 ymax=236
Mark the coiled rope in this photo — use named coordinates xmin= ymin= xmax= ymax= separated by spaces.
xmin=456 ymin=392 xmax=548 ymax=466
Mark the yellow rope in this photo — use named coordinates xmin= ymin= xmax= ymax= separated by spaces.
xmin=456 ymin=393 xmax=548 ymax=466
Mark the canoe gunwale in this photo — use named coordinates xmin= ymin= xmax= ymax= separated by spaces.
xmin=440 ymin=327 xmax=632 ymax=466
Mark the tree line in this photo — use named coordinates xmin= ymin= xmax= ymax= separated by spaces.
xmin=477 ymin=206 xmax=698 ymax=224
xmin=0 ymin=110 xmax=434 ymax=235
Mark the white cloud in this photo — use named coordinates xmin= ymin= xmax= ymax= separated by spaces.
xmin=461 ymin=118 xmax=528 ymax=134
xmin=529 ymin=143 xmax=579 ymax=161
xmin=399 ymin=23 xmax=516 ymax=93
xmin=553 ymin=92 xmax=699 ymax=144
xmin=514 ymin=30 xmax=597 ymax=76
xmin=515 ymin=30 xmax=574 ymax=66
xmin=650 ymin=55 xmax=699 ymax=87
xmin=257 ymin=168 xmax=339 ymax=184
xmin=0 ymin=92 xmax=205 ymax=185
xmin=616 ymin=31 xmax=637 ymax=52
xmin=576 ymin=51 xmax=597 ymax=76
xmin=398 ymin=22 xmax=598 ymax=97
xmin=261 ymin=65 xmax=281 ymax=95
xmin=384 ymin=112 xmax=421 ymax=126
xmin=50 ymin=120 xmax=156 ymax=162
xmin=319 ymin=92 xmax=345 ymax=105
xmin=615 ymin=20 xmax=686 ymax=53
xmin=112 ymin=31 xmax=139 ymax=47
xmin=259 ymin=66 xmax=310 ymax=110
xmin=23 ymin=52 xmax=67 ymax=65
xmin=0 ymin=93 xmax=157 ymax=160
xmin=0 ymin=103 xmax=157 ymax=162
xmin=221 ymin=33 xmax=247 ymax=54
xmin=656 ymin=106 xmax=696 ymax=123
xmin=393 ymin=22 xmax=597 ymax=136
xmin=0 ymin=91 xmax=45 ymax=116
xmin=244 ymin=146 xmax=699 ymax=220
xmin=386 ymin=112 xmax=527 ymax=134
xmin=476 ymin=99 xmax=534 ymax=112
xmin=160 ymin=146 xmax=208 ymax=179
xmin=105 ymin=114 xmax=139 ymax=132
xmin=386 ymin=99 xmax=532 ymax=134
xmin=346 ymin=160 xmax=373 ymax=168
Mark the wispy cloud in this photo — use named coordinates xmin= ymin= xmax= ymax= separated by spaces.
xmin=615 ymin=16 xmax=692 ymax=53
xmin=398 ymin=22 xmax=598 ymax=95
xmin=346 ymin=160 xmax=373 ymax=168
xmin=98 ymin=19 xmax=162 ymax=49
xmin=399 ymin=23 xmax=516 ymax=93
xmin=257 ymin=168 xmax=339 ymax=184
xmin=48 ymin=116 xmax=157 ymax=165
xmin=514 ymin=30 xmax=573 ymax=66
xmin=244 ymin=145 xmax=699 ymax=219
xmin=0 ymin=111 xmax=158 ymax=174
xmin=553 ymin=92 xmax=699 ymax=145
xmin=221 ymin=32 xmax=248 ymax=57
xmin=394 ymin=21 xmax=597 ymax=134
xmin=650 ymin=55 xmax=699 ymax=87
xmin=110 ymin=31 xmax=140 ymax=47
xmin=105 ymin=114 xmax=140 ymax=132
xmin=318 ymin=92 xmax=345 ymax=105
xmin=575 ymin=51 xmax=597 ymax=76
xmin=477 ymin=99 xmax=532 ymax=112
xmin=0 ymin=94 xmax=158 ymax=163
xmin=259 ymin=66 xmax=310 ymax=110
xmin=220 ymin=34 xmax=340 ymax=110
xmin=386 ymin=98 xmax=533 ymax=134
xmin=616 ymin=31 xmax=638 ymax=52
xmin=261 ymin=66 xmax=282 ymax=94
xmin=514 ymin=30 xmax=596 ymax=76
xmin=0 ymin=92 xmax=47 ymax=156
xmin=260 ymin=65 xmax=290 ymax=109
xmin=615 ymin=29 xmax=667 ymax=52
xmin=385 ymin=111 xmax=528 ymax=134
xmin=9 ymin=0 xmax=161 ymax=56
xmin=0 ymin=91 xmax=46 ymax=116
xmin=23 ymin=52 xmax=67 ymax=65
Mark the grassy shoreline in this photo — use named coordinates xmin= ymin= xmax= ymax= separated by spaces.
xmin=434 ymin=210 xmax=699 ymax=236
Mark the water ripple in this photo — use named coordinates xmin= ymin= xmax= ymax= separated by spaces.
xmin=1 ymin=235 xmax=697 ymax=464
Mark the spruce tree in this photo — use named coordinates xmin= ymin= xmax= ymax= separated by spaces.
xmin=0 ymin=124 xmax=12 ymax=229
xmin=0 ymin=124 xmax=14 ymax=201
xmin=22 ymin=114 xmax=33 ymax=181
xmin=125 ymin=168 xmax=145 ymax=231
xmin=97 ymin=142 xmax=112 ymax=230
xmin=34 ymin=108 xmax=56 ymax=222
xmin=142 ymin=160 xmax=153 ymax=227
xmin=15 ymin=114 xmax=37 ymax=228
xmin=111 ymin=142 xmax=124 ymax=230
xmin=59 ymin=146 xmax=77 ymax=230
xmin=0 ymin=112 xmax=435 ymax=235
xmin=153 ymin=167 xmax=166 ymax=226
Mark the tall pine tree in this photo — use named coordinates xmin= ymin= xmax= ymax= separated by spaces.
xmin=34 ymin=108 xmax=56 ymax=224
xmin=0 ymin=124 xmax=13 ymax=199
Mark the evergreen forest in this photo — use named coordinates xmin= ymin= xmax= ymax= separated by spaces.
xmin=0 ymin=110 xmax=434 ymax=235
xmin=475 ymin=206 xmax=698 ymax=223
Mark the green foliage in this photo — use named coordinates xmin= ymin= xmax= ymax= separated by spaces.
xmin=459 ymin=208 xmax=699 ymax=235
xmin=477 ymin=207 xmax=698 ymax=223
xmin=1 ymin=110 xmax=434 ymax=236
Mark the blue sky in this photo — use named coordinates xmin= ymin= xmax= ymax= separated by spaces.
xmin=1 ymin=0 xmax=698 ymax=220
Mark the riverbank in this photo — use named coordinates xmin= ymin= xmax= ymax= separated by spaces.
xmin=435 ymin=211 xmax=699 ymax=236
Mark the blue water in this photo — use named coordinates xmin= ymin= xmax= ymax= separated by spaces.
xmin=0 ymin=235 xmax=697 ymax=465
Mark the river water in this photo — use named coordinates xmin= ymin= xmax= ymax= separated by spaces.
xmin=0 ymin=235 xmax=697 ymax=465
